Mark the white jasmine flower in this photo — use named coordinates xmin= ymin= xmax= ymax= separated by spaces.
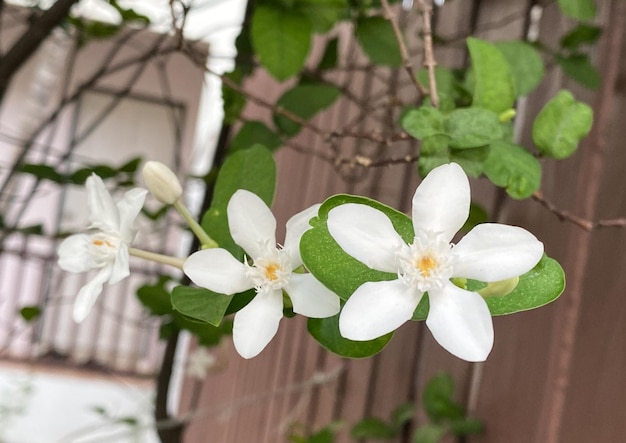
xmin=327 ymin=163 xmax=543 ymax=362
xmin=57 ymin=175 xmax=147 ymax=323
xmin=183 ymin=190 xmax=340 ymax=359
xmin=186 ymin=347 xmax=217 ymax=379
xmin=142 ymin=161 xmax=183 ymax=204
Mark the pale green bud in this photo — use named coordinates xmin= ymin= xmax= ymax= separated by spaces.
xmin=142 ymin=161 xmax=183 ymax=205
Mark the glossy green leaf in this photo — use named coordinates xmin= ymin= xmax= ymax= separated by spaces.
xmin=136 ymin=276 xmax=173 ymax=316
xmin=351 ymin=418 xmax=396 ymax=439
xmin=355 ymin=16 xmax=402 ymax=67
xmin=467 ymin=37 xmax=516 ymax=113
xmin=171 ymin=286 xmax=233 ymax=327
xmin=557 ymin=0 xmax=597 ymax=21
xmin=201 ymin=145 xmax=276 ymax=259
xmin=413 ymin=424 xmax=447 ymax=443
xmin=556 ymin=54 xmax=601 ymax=90
xmin=402 ymin=106 xmax=446 ymax=140
xmin=532 ymin=90 xmax=593 ymax=159
xmin=445 ymin=108 xmax=503 ymax=149
xmin=483 ymin=141 xmax=541 ymax=199
xmin=560 ymin=24 xmax=602 ymax=50
xmin=274 ymin=83 xmax=341 ymax=136
xmin=495 ymin=41 xmax=544 ymax=97
xmin=307 ymin=314 xmax=393 ymax=358
xmin=251 ymin=5 xmax=312 ymax=81
xmin=230 ymin=121 xmax=282 ymax=152
xmin=417 ymin=67 xmax=461 ymax=112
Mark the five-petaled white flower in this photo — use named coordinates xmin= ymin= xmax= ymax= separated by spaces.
xmin=57 ymin=174 xmax=147 ymax=323
xmin=183 ymin=189 xmax=340 ymax=359
xmin=327 ymin=163 xmax=544 ymax=362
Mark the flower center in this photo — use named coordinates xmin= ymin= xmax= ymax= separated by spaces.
xmin=88 ymin=232 xmax=120 ymax=266
xmin=245 ymin=244 xmax=291 ymax=293
xmin=396 ymin=230 xmax=455 ymax=292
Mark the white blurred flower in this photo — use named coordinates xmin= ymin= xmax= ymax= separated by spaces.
xmin=327 ymin=163 xmax=543 ymax=362
xmin=186 ymin=347 xmax=217 ymax=379
xmin=57 ymin=174 xmax=147 ymax=323
xmin=184 ymin=190 xmax=340 ymax=359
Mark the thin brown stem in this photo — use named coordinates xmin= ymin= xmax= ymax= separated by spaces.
xmin=417 ymin=0 xmax=439 ymax=108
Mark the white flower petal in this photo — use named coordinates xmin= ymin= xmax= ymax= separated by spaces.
xmin=232 ymin=289 xmax=283 ymax=358
xmin=116 ymin=187 xmax=148 ymax=243
xmin=109 ymin=243 xmax=130 ymax=285
xmin=58 ymin=234 xmax=97 ymax=272
xmin=452 ymin=223 xmax=544 ymax=281
xmin=426 ymin=282 xmax=494 ymax=362
xmin=327 ymin=204 xmax=405 ymax=273
xmin=285 ymin=273 xmax=340 ymax=318
xmin=339 ymin=279 xmax=420 ymax=341
xmin=73 ymin=265 xmax=112 ymax=323
xmin=183 ymin=248 xmax=252 ymax=295
xmin=227 ymin=190 xmax=276 ymax=260
xmin=86 ymin=174 xmax=120 ymax=232
xmin=412 ymin=163 xmax=470 ymax=242
xmin=283 ymin=203 xmax=321 ymax=268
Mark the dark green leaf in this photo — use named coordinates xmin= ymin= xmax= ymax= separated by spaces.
xmin=560 ymin=24 xmax=602 ymax=50
xmin=118 ymin=157 xmax=142 ymax=173
xmin=445 ymin=108 xmax=503 ymax=149
xmin=557 ymin=0 xmax=597 ymax=21
xmin=19 ymin=306 xmax=41 ymax=322
xmin=450 ymin=145 xmax=490 ymax=178
xmin=483 ymin=141 xmax=541 ymax=199
xmin=222 ymin=71 xmax=247 ymax=125
xmin=495 ymin=41 xmax=544 ymax=97
xmin=556 ymin=53 xmax=601 ymax=90
xmin=19 ymin=164 xmax=64 ymax=183
xmin=449 ymin=418 xmax=484 ymax=435
xmin=171 ymin=286 xmax=233 ymax=327
xmin=416 ymin=67 xmax=461 ymax=112
xmin=136 ymin=276 xmax=173 ymax=316
xmin=391 ymin=403 xmax=415 ymax=429
xmin=251 ymin=5 xmax=312 ymax=81
xmin=532 ymin=90 xmax=593 ymax=159
xmin=460 ymin=202 xmax=489 ymax=234
xmin=308 ymin=315 xmax=393 ymax=358
xmin=413 ymin=424 xmax=447 ymax=443
xmin=230 ymin=121 xmax=282 ymax=152
xmin=318 ymin=37 xmax=339 ymax=70
xmin=423 ymin=373 xmax=463 ymax=421
xmin=173 ymin=313 xmax=232 ymax=347
xmin=356 ymin=16 xmax=402 ymax=67
xmin=351 ymin=417 xmax=397 ymax=439
xmin=418 ymin=135 xmax=450 ymax=178
xmin=467 ymin=37 xmax=516 ymax=113
xmin=297 ymin=0 xmax=347 ymax=33
xmin=401 ymin=106 xmax=446 ymax=140
xmin=201 ymin=145 xmax=276 ymax=259
xmin=274 ymin=83 xmax=341 ymax=136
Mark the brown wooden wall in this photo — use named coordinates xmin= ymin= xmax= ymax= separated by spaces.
xmin=180 ymin=1 xmax=626 ymax=442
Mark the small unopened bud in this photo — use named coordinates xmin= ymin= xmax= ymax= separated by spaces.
xmin=142 ymin=161 xmax=183 ymax=204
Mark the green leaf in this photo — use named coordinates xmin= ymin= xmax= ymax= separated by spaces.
xmin=495 ymin=41 xmax=544 ymax=97
xmin=418 ymin=135 xmax=450 ymax=178
xmin=351 ymin=417 xmax=397 ymax=439
xmin=460 ymin=202 xmax=489 ymax=234
xmin=423 ymin=373 xmax=463 ymax=421
xmin=557 ymin=0 xmax=597 ymax=21
xmin=481 ymin=255 xmax=565 ymax=316
xmin=401 ymin=106 xmax=446 ymax=140
xmin=230 ymin=121 xmax=282 ymax=152
xmin=296 ymin=0 xmax=347 ymax=33
xmin=136 ymin=276 xmax=173 ymax=316
xmin=251 ymin=5 xmax=312 ymax=81
xmin=173 ymin=313 xmax=232 ymax=347
xmin=416 ymin=67 xmax=461 ymax=112
xmin=19 ymin=164 xmax=64 ymax=183
xmin=201 ymin=145 xmax=276 ymax=259
xmin=413 ymin=424 xmax=447 ymax=443
xmin=467 ymin=37 xmax=516 ymax=113
xmin=171 ymin=286 xmax=233 ymax=327
xmin=449 ymin=146 xmax=490 ymax=178
xmin=560 ymin=24 xmax=602 ymax=50
xmin=19 ymin=306 xmax=41 ymax=322
xmin=445 ymin=108 xmax=503 ymax=149
xmin=483 ymin=141 xmax=541 ymax=199
xmin=118 ymin=157 xmax=142 ymax=173
xmin=556 ymin=53 xmax=601 ymax=90
xmin=308 ymin=314 xmax=393 ymax=358
xmin=532 ymin=90 xmax=593 ymax=159
xmin=449 ymin=418 xmax=484 ymax=435
xmin=274 ymin=84 xmax=341 ymax=136
xmin=391 ymin=403 xmax=415 ymax=429
xmin=301 ymin=195 xmax=414 ymax=301
xmin=355 ymin=16 xmax=402 ymax=67
xmin=318 ymin=37 xmax=339 ymax=70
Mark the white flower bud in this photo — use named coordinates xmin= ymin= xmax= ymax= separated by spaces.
xmin=142 ymin=161 xmax=183 ymax=204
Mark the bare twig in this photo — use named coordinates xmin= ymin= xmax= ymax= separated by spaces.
xmin=416 ymin=0 xmax=439 ymax=108
xmin=380 ymin=0 xmax=427 ymax=99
